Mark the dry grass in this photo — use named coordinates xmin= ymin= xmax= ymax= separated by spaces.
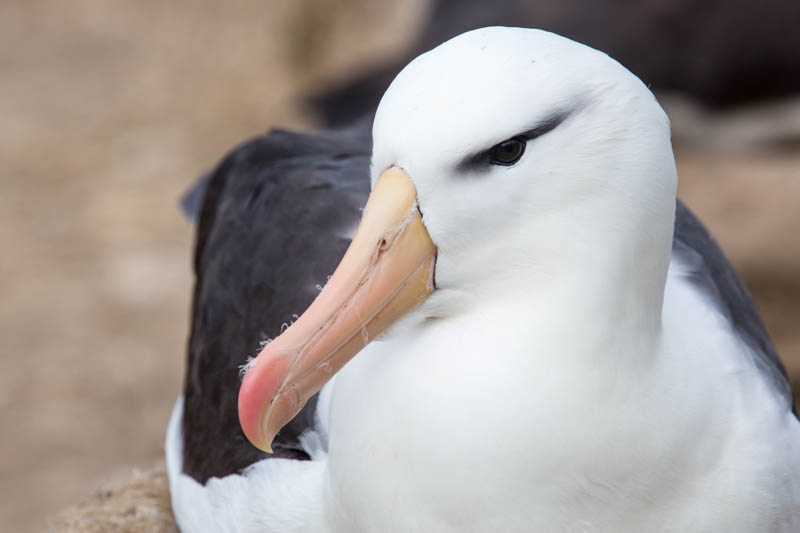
xmin=52 ymin=464 xmax=176 ymax=533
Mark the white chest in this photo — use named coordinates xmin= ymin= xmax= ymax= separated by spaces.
xmin=321 ymin=299 xmax=800 ymax=532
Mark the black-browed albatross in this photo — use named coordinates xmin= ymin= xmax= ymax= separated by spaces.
xmin=167 ymin=27 xmax=799 ymax=532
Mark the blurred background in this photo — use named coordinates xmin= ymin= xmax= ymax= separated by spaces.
xmin=1 ymin=1 xmax=798 ymax=531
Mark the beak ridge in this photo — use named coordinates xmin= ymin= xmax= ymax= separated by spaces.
xmin=238 ymin=168 xmax=436 ymax=451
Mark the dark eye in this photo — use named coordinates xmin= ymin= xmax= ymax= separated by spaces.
xmin=490 ymin=137 xmax=526 ymax=166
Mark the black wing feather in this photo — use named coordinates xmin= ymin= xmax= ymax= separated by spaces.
xmin=182 ymin=123 xmax=371 ymax=483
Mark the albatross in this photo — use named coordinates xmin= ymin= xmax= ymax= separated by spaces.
xmin=166 ymin=27 xmax=800 ymax=532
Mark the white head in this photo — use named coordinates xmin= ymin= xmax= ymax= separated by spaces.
xmin=239 ymin=27 xmax=678 ymax=454
xmin=372 ymin=26 xmax=677 ymax=329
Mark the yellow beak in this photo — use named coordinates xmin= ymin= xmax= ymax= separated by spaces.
xmin=238 ymin=167 xmax=437 ymax=451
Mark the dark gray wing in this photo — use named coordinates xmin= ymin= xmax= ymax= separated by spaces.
xmin=182 ymin=122 xmax=371 ymax=483
xmin=673 ymin=200 xmax=795 ymax=414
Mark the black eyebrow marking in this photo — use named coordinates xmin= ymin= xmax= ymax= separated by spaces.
xmin=455 ymin=109 xmax=573 ymax=173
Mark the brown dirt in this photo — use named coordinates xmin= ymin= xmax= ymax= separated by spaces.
xmin=1 ymin=2 xmax=797 ymax=531
xmin=0 ymin=1 xmax=424 ymax=531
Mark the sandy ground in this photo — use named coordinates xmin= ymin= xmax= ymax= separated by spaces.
xmin=0 ymin=1 xmax=425 ymax=530
xmin=0 ymin=2 xmax=797 ymax=531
